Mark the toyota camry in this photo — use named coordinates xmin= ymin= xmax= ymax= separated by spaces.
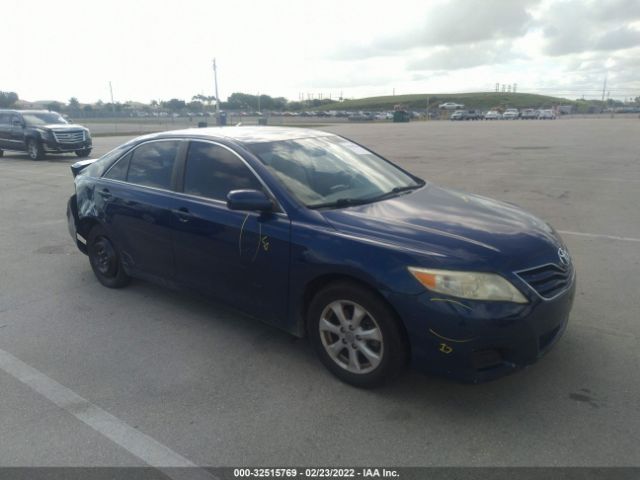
xmin=67 ymin=127 xmax=575 ymax=387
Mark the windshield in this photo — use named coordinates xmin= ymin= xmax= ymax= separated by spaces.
xmin=22 ymin=112 xmax=68 ymax=126
xmin=247 ymin=135 xmax=423 ymax=209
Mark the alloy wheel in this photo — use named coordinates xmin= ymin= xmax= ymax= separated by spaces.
xmin=319 ymin=300 xmax=384 ymax=374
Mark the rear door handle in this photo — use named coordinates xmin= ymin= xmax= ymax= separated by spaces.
xmin=172 ymin=207 xmax=191 ymax=223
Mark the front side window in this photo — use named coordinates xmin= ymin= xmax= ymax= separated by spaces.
xmin=183 ymin=141 xmax=262 ymax=201
xmin=127 ymin=141 xmax=179 ymax=189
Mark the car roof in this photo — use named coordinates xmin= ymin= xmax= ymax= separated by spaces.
xmin=0 ymin=109 xmax=56 ymax=114
xmin=141 ymin=126 xmax=336 ymax=145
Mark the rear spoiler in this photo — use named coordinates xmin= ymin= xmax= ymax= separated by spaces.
xmin=70 ymin=158 xmax=98 ymax=177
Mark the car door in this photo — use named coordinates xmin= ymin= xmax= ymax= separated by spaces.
xmin=9 ymin=114 xmax=26 ymax=148
xmin=0 ymin=113 xmax=11 ymax=148
xmin=99 ymin=139 xmax=184 ymax=283
xmin=171 ymin=140 xmax=291 ymax=325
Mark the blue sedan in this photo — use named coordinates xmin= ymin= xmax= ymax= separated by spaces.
xmin=67 ymin=127 xmax=575 ymax=387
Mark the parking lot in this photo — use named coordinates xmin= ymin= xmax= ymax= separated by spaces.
xmin=1 ymin=118 xmax=639 ymax=467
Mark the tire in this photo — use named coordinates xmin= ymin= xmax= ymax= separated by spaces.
xmin=87 ymin=225 xmax=130 ymax=288
xmin=307 ymin=281 xmax=408 ymax=388
xmin=27 ymin=138 xmax=44 ymax=160
xmin=75 ymin=148 xmax=92 ymax=158
xmin=0 ymin=149 xmax=4 ymax=157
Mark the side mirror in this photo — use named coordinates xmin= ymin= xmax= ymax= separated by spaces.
xmin=226 ymin=189 xmax=273 ymax=212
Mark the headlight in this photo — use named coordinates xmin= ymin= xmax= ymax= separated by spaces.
xmin=408 ymin=267 xmax=528 ymax=303
xmin=85 ymin=129 xmax=91 ymax=139
xmin=37 ymin=129 xmax=51 ymax=139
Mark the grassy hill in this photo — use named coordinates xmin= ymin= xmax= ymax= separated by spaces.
xmin=321 ymin=92 xmax=576 ymax=111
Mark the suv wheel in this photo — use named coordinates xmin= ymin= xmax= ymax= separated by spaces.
xmin=75 ymin=149 xmax=92 ymax=158
xmin=308 ymin=281 xmax=407 ymax=388
xmin=27 ymin=139 xmax=44 ymax=160
xmin=87 ymin=225 xmax=130 ymax=288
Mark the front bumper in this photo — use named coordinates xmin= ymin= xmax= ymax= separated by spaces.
xmin=389 ymin=278 xmax=576 ymax=383
xmin=44 ymin=139 xmax=92 ymax=153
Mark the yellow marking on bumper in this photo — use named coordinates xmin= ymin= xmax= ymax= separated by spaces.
xmin=429 ymin=328 xmax=475 ymax=343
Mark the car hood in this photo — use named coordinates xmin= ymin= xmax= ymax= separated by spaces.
xmin=40 ymin=124 xmax=87 ymax=131
xmin=320 ymin=184 xmax=563 ymax=271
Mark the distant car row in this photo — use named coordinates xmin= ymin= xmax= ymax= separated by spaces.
xmin=451 ymin=108 xmax=557 ymax=121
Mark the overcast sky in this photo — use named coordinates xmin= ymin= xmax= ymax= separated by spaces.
xmin=4 ymin=0 xmax=639 ymax=104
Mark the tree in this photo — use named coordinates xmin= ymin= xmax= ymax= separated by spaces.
xmin=187 ymin=101 xmax=204 ymax=112
xmin=161 ymin=98 xmax=186 ymax=112
xmin=0 ymin=91 xmax=19 ymax=108
xmin=46 ymin=101 xmax=63 ymax=112
xmin=68 ymin=97 xmax=80 ymax=111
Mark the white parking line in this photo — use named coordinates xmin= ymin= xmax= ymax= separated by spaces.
xmin=558 ymin=230 xmax=640 ymax=243
xmin=0 ymin=348 xmax=216 ymax=480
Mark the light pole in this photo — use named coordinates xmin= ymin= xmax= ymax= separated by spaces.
xmin=213 ymin=58 xmax=220 ymax=123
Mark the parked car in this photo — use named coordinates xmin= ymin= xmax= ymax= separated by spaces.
xmin=439 ymin=102 xmax=465 ymax=110
xmin=484 ymin=110 xmax=502 ymax=120
xmin=450 ymin=110 xmax=466 ymax=120
xmin=0 ymin=109 xmax=92 ymax=160
xmin=465 ymin=109 xmax=483 ymax=120
xmin=520 ymin=109 xmax=539 ymax=120
xmin=538 ymin=109 xmax=556 ymax=119
xmin=502 ymin=108 xmax=520 ymax=120
xmin=67 ymin=127 xmax=575 ymax=387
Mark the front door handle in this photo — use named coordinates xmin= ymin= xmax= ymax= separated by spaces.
xmin=172 ymin=207 xmax=191 ymax=223
xmin=98 ymin=188 xmax=112 ymax=199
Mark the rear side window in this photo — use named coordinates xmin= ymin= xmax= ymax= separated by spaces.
xmin=127 ymin=141 xmax=179 ymax=189
xmin=183 ymin=142 xmax=262 ymax=201
xmin=103 ymin=152 xmax=132 ymax=181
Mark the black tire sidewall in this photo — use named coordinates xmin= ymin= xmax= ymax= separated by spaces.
xmin=308 ymin=281 xmax=407 ymax=388
xmin=87 ymin=225 xmax=130 ymax=288
xmin=27 ymin=139 xmax=43 ymax=160
xmin=76 ymin=149 xmax=92 ymax=157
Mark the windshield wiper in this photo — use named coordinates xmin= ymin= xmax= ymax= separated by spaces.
xmin=308 ymin=182 xmax=425 ymax=210
xmin=307 ymin=197 xmax=373 ymax=210
xmin=365 ymin=182 xmax=425 ymax=202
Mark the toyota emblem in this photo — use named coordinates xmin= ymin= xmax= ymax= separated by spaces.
xmin=558 ymin=247 xmax=570 ymax=267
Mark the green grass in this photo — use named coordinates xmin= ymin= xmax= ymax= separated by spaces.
xmin=319 ymin=92 xmax=576 ymax=111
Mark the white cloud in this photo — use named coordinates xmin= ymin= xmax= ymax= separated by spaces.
xmin=2 ymin=0 xmax=638 ymax=103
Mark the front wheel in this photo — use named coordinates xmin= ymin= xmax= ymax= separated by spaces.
xmin=87 ymin=225 xmax=130 ymax=288
xmin=75 ymin=148 xmax=92 ymax=157
xmin=27 ymin=139 xmax=44 ymax=160
xmin=308 ymin=281 xmax=408 ymax=388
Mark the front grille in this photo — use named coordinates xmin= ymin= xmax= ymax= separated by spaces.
xmin=52 ymin=130 xmax=85 ymax=144
xmin=515 ymin=263 xmax=573 ymax=299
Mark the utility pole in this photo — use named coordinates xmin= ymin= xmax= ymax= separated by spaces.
xmin=601 ymin=73 xmax=607 ymax=104
xmin=109 ymin=81 xmax=115 ymax=115
xmin=212 ymin=58 xmax=220 ymax=122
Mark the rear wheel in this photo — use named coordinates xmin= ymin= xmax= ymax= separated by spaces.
xmin=0 ymin=149 xmax=3 ymax=157
xmin=308 ymin=281 xmax=407 ymax=388
xmin=75 ymin=148 xmax=92 ymax=157
xmin=87 ymin=225 xmax=130 ymax=288
xmin=27 ymin=139 xmax=44 ymax=160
